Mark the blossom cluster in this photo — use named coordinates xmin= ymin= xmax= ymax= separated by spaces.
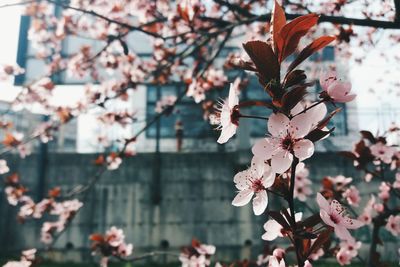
xmin=90 ymin=227 xmax=133 ymax=267
xmin=179 ymin=239 xmax=216 ymax=267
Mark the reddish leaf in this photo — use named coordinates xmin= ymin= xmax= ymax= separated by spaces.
xmin=338 ymin=151 xmax=357 ymax=160
xmin=286 ymin=36 xmax=336 ymax=74
xmin=298 ymin=214 xmax=322 ymax=228
xmin=90 ymin=234 xmax=104 ymax=242
xmin=270 ymin=0 xmax=286 ymax=53
xmin=283 ymin=69 xmax=307 ymax=89
xmin=305 ymin=127 xmax=333 ymax=142
xmin=307 ymin=228 xmax=332 ymax=258
xmin=242 ymin=41 xmax=280 ymax=83
xmin=360 ymin=130 xmax=376 ymax=144
xmin=278 ymin=14 xmax=319 ymax=62
xmin=317 ymin=108 xmax=341 ymax=129
xmin=281 ymin=85 xmax=309 ymax=113
xmin=48 ymin=187 xmax=61 ymax=198
xmin=268 ymin=211 xmax=291 ymax=230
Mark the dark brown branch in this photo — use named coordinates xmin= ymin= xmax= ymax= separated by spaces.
xmin=395 ymin=0 xmax=400 ymax=23
xmin=202 ymin=12 xmax=400 ymax=29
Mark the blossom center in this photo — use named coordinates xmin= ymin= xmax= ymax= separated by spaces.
xmin=281 ymin=135 xmax=295 ymax=151
xmin=329 ymin=213 xmax=341 ymax=224
xmin=230 ymin=106 xmax=240 ymax=126
xmin=251 ymin=179 xmax=264 ymax=193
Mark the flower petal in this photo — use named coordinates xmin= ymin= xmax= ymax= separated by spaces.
xmin=342 ymin=217 xmax=364 ymax=230
xmin=268 ymin=113 xmax=289 ymax=136
xmin=316 ymin=193 xmax=330 ymax=212
xmin=253 ymin=190 xmax=268 ymax=215
xmin=232 ymin=189 xmax=254 ymax=207
xmin=262 ymin=219 xmax=282 ymax=241
xmin=233 ymin=169 xmax=251 ymax=190
xmin=293 ymin=139 xmax=315 ymax=160
xmin=228 ymin=82 xmax=239 ymax=108
xmin=271 ymin=149 xmax=293 ymax=173
xmin=217 ymin=124 xmax=237 ymax=144
xmin=252 ymin=138 xmax=277 ymax=159
xmin=334 ymin=225 xmax=353 ymax=241
xmin=320 ymin=209 xmax=335 ymax=227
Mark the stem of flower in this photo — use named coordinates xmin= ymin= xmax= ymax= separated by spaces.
xmin=290 ymin=99 xmax=326 ymax=119
xmin=239 ymin=114 xmax=269 ymax=120
xmin=288 ymin=156 xmax=304 ymax=267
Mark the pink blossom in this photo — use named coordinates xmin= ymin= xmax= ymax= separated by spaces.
xmin=327 ymin=175 xmax=352 ymax=190
xmin=252 ymin=104 xmax=327 ymax=173
xmin=339 ymin=239 xmax=361 ymax=258
xmin=21 ymin=249 xmax=36 ymax=262
xmin=386 ymin=215 xmax=400 ymax=236
xmin=2 ymin=261 xmax=30 ymax=267
xmin=320 ymin=71 xmax=356 ymax=103
xmin=195 ymin=244 xmax=216 ymax=255
xmin=155 ymin=95 xmax=177 ymax=114
xmin=232 ymin=156 xmax=275 ymax=215
xmin=117 ymin=243 xmax=133 ymax=257
xmin=342 ymin=186 xmax=360 ymax=207
xmin=105 ymin=226 xmax=125 ymax=247
xmin=370 ymin=142 xmax=396 ymax=164
xmin=179 ymin=254 xmax=207 ymax=267
xmin=0 ymin=159 xmax=9 ymax=174
xmin=304 ymin=260 xmax=312 ymax=267
xmin=336 ymin=249 xmax=352 ymax=266
xmin=272 ymin=248 xmax=285 ymax=259
xmin=268 ymin=256 xmax=285 ymax=267
xmin=393 ymin=173 xmax=400 ymax=189
xmin=106 ymin=154 xmax=122 ymax=170
xmin=378 ymin=182 xmax=391 ymax=202
xmin=308 ymin=247 xmax=324 ymax=261
xmin=257 ymin=254 xmax=270 ymax=266
xmin=294 ymin=163 xmax=312 ymax=202
xmin=358 ymin=195 xmax=376 ymax=224
xmin=316 ymin=193 xmax=364 ymax=241
xmin=262 ymin=209 xmax=302 ymax=241
xmin=213 ymin=79 xmax=240 ymax=144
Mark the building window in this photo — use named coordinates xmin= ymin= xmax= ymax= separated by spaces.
xmin=146 ymin=84 xmax=216 ymax=138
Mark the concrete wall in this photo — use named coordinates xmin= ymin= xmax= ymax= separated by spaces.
xmin=0 ymin=152 xmax=398 ymax=263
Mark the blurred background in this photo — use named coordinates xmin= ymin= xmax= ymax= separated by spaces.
xmin=0 ymin=0 xmax=399 ymax=265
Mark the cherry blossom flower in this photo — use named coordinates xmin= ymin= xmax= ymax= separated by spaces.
xmin=232 ymin=156 xmax=275 ymax=215
xmin=327 ymin=175 xmax=352 ymax=190
xmin=385 ymin=215 xmax=400 ymax=236
xmin=294 ymin=163 xmax=312 ymax=202
xmin=105 ymin=226 xmax=125 ymax=247
xmin=342 ymin=186 xmax=360 ymax=207
xmin=336 ymin=249 xmax=352 ymax=266
xmin=2 ymin=248 xmax=36 ymax=267
xmin=339 ymin=239 xmax=362 ymax=258
xmin=358 ymin=195 xmax=376 ymax=224
xmin=252 ymin=103 xmax=327 ymax=173
xmin=117 ymin=243 xmax=133 ymax=257
xmin=262 ymin=209 xmax=302 ymax=241
xmin=106 ymin=153 xmax=122 ymax=170
xmin=212 ymin=79 xmax=241 ymax=144
xmin=393 ymin=173 xmax=400 ymax=189
xmin=2 ymin=261 xmax=30 ymax=267
xmin=257 ymin=254 xmax=270 ymax=266
xmin=0 ymin=160 xmax=9 ymax=174
xmin=370 ymin=142 xmax=396 ymax=164
xmin=179 ymin=240 xmax=215 ymax=267
xmin=268 ymin=256 xmax=285 ymax=267
xmin=378 ymin=182 xmax=391 ymax=202
xmin=316 ymin=193 xmax=364 ymax=241
xmin=320 ymin=71 xmax=356 ymax=103
xmin=155 ymin=95 xmax=177 ymax=114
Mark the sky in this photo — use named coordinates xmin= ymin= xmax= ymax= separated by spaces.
xmin=0 ymin=1 xmax=399 ymax=143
